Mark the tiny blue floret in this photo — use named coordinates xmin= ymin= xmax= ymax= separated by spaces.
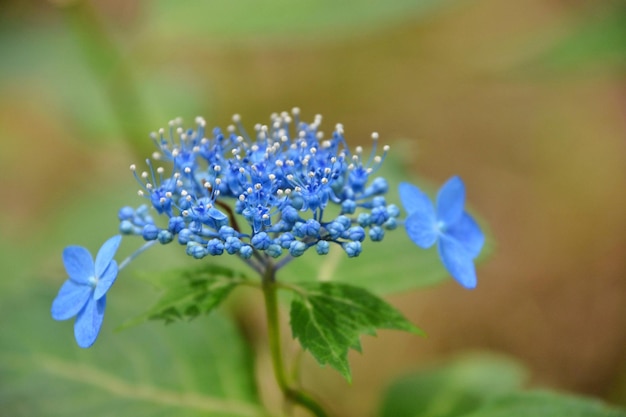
xmin=51 ymin=235 xmax=122 ymax=348
xmin=399 ymin=177 xmax=485 ymax=289
xmin=342 ymin=241 xmax=362 ymax=257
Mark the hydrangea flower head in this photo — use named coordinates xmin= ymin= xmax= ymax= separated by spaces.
xmin=51 ymin=235 xmax=122 ymax=348
xmin=118 ymin=110 xmax=400 ymax=267
xmin=399 ymin=177 xmax=484 ymax=289
xmin=52 ymin=110 xmax=490 ymax=350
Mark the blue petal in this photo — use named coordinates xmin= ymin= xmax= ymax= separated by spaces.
xmin=51 ymin=280 xmax=92 ymax=320
xmin=398 ymin=182 xmax=435 ymax=218
xmin=437 ymin=234 xmax=477 ymax=289
xmin=404 ymin=211 xmax=438 ymax=249
xmin=94 ymin=235 xmax=122 ymax=279
xmin=446 ymin=213 xmax=485 ymax=259
xmin=94 ymin=261 xmax=118 ymax=300
xmin=74 ymin=296 xmax=106 ymax=348
xmin=63 ymin=246 xmax=94 ymax=284
xmin=436 ymin=176 xmax=465 ymax=226
xmin=208 ymin=207 xmax=228 ymax=221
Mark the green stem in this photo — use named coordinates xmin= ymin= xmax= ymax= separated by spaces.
xmin=261 ymin=267 xmax=330 ymax=417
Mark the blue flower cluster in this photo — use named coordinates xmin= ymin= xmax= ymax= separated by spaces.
xmin=118 ymin=110 xmax=399 ymax=267
xmin=52 ymin=109 xmax=486 ymax=348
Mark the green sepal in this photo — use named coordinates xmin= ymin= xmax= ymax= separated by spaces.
xmin=288 ymin=282 xmax=424 ymax=382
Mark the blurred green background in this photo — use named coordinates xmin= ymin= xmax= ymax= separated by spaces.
xmin=1 ymin=0 xmax=625 ymax=416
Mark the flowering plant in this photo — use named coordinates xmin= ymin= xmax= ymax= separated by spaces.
xmin=51 ymin=109 xmax=486 ymax=416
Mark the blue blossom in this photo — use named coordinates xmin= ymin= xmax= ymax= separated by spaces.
xmin=119 ymin=110 xmax=402 ymax=267
xmin=51 ymin=235 xmax=122 ymax=348
xmin=399 ymin=177 xmax=485 ymax=289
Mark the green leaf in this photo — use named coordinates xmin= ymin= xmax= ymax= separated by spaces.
xmin=460 ymin=391 xmax=626 ymax=417
xmin=122 ymin=264 xmax=249 ymax=328
xmin=0 ymin=281 xmax=267 ymax=417
xmin=288 ymin=282 xmax=423 ymax=382
xmin=378 ymin=353 xmax=527 ymax=417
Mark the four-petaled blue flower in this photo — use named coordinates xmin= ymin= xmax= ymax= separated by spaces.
xmin=399 ymin=177 xmax=484 ymax=289
xmin=51 ymin=235 xmax=122 ymax=348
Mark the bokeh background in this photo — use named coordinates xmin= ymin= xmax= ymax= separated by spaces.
xmin=1 ymin=0 xmax=625 ymax=416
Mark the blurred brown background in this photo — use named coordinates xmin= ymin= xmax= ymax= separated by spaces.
xmin=1 ymin=0 xmax=625 ymax=415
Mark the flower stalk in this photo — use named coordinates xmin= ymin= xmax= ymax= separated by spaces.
xmin=261 ymin=264 xmax=330 ymax=417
